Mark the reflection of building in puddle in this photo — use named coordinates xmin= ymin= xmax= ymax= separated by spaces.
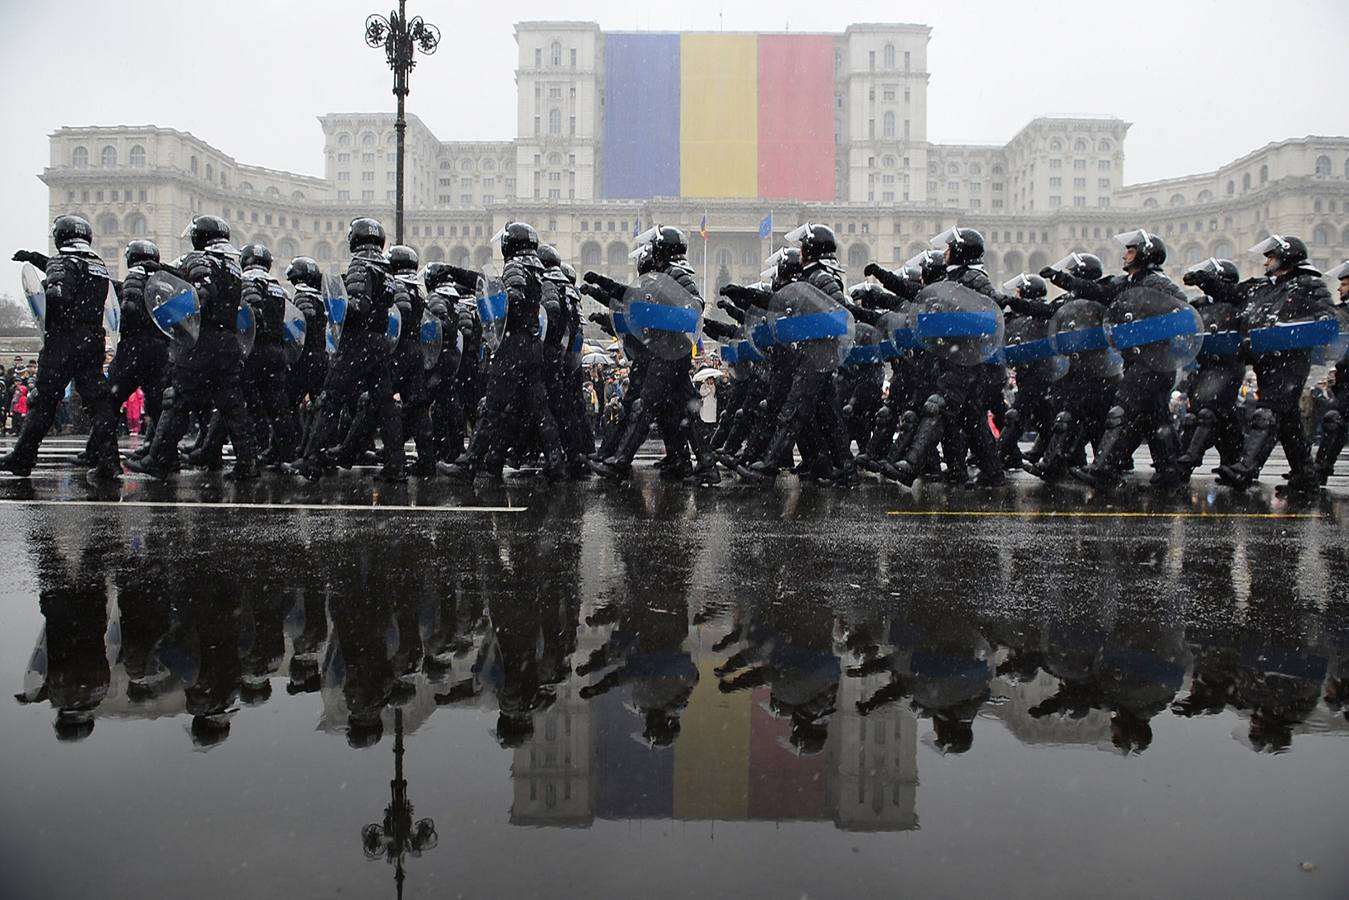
xmin=987 ymin=671 xmax=1113 ymax=747
xmin=509 ymin=668 xmax=917 ymax=831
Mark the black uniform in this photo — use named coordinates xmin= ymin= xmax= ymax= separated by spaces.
xmin=1176 ymin=272 xmax=1249 ymax=475
xmin=101 ymin=265 xmax=170 ymax=450
xmin=128 ymin=248 xmax=257 ymax=478
xmin=287 ymin=284 xmax=329 ymax=442
xmin=2 ymin=249 xmax=120 ymax=476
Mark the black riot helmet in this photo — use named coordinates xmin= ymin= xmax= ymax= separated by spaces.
xmin=51 ymin=214 xmax=94 ymax=251
xmin=124 ymin=239 xmax=160 ymax=269
xmin=787 ymin=223 xmax=837 ymax=265
xmin=1052 ymin=251 xmax=1104 ymax=282
xmin=905 ymin=249 xmax=947 ymax=285
xmin=347 ymin=217 xmax=386 ymax=254
xmin=895 ymin=265 xmax=926 ymax=294
xmin=537 ymin=243 xmax=562 ymax=269
xmin=183 ymin=215 xmax=231 ymax=252
xmin=1115 ymin=228 xmax=1167 ymax=270
xmin=387 ymin=244 xmax=419 ymax=274
xmin=285 ymin=256 xmax=322 ymax=290
xmin=423 ymin=261 xmax=456 ymax=293
xmin=635 ymin=244 xmax=656 ymax=275
xmin=1005 ymin=272 xmax=1048 ymax=299
xmin=775 ymin=247 xmax=804 ymax=287
xmin=652 ymin=226 xmax=688 ymax=267
xmin=931 ymin=226 xmax=985 ymax=266
xmin=240 ymin=243 xmax=273 ymax=272
xmin=561 ymin=262 xmax=577 ymax=285
xmin=498 ymin=222 xmax=540 ymax=260
xmin=1248 ymin=233 xmax=1308 ymax=271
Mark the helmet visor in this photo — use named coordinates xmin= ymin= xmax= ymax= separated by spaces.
xmin=1184 ymin=257 xmax=1222 ymax=276
xmin=1051 ymin=253 xmax=1083 ymax=272
xmin=632 ymin=225 xmax=659 ymax=247
xmin=1113 ymin=228 xmax=1156 ymax=249
xmin=1325 ymin=260 xmax=1349 ymax=280
xmin=760 ymin=267 xmax=776 ymax=283
xmin=1246 ymin=234 xmax=1289 ymax=257
xmin=783 ymin=224 xmax=810 ymax=244
xmin=904 ymin=251 xmax=933 ymax=270
xmin=929 ymin=226 xmax=962 ymax=250
xmin=1002 ymin=273 xmax=1033 ymax=294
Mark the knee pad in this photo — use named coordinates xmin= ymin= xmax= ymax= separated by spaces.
xmin=841 ymin=403 xmax=854 ymax=419
xmin=1250 ymin=407 xmax=1278 ymax=432
xmin=899 ymin=410 xmax=918 ymax=428
xmin=1196 ymin=407 xmax=1218 ymax=428
xmin=1052 ymin=411 xmax=1073 ymax=433
xmin=1178 ymin=412 xmax=1197 ymax=431
xmin=1323 ymin=409 xmax=1344 ymax=429
xmin=874 ymin=406 xmax=894 ymax=427
xmin=630 ymin=398 xmax=644 ymax=416
xmin=161 ymin=387 xmax=177 ymax=410
xmin=1105 ymin=405 xmax=1126 ymax=429
xmin=1003 ymin=408 xmax=1021 ymax=430
xmin=757 ymin=399 xmax=769 ymax=413
xmin=921 ymin=394 xmax=946 ymax=418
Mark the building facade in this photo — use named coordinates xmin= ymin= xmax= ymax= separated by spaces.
xmin=40 ymin=21 xmax=1349 ymax=296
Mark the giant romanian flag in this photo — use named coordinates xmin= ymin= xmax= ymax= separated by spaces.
xmin=601 ymin=33 xmax=837 ymax=201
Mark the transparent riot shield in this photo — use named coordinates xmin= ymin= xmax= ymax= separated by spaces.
xmin=912 ymin=281 xmax=1004 ymax=366
xmin=621 ymin=271 xmax=703 ymax=361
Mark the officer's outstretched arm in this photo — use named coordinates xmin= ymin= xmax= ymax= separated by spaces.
xmin=12 ymin=250 xmax=50 ymax=269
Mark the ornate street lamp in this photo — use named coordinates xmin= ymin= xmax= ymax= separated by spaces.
xmin=361 ymin=709 xmax=437 ymax=899
xmin=364 ymin=1 xmax=439 ymax=245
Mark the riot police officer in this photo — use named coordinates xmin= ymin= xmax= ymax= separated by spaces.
xmin=439 ymin=222 xmax=566 ymax=482
xmin=997 ymin=273 xmax=1060 ymax=468
xmin=285 ymin=217 xmax=405 ymax=482
xmin=1218 ymin=235 xmax=1333 ymax=494
xmin=238 ymin=243 xmax=298 ymax=464
xmin=421 ymin=262 xmax=465 ymax=465
xmin=386 ymin=244 xmax=436 ymax=475
xmin=79 ymin=239 xmax=170 ymax=465
xmin=4 ymin=215 xmax=122 ymax=480
xmin=284 ymin=256 xmax=329 ymax=448
xmin=1176 ymin=258 xmax=1247 ymax=478
xmin=125 ymin=215 xmax=258 ymax=480
xmin=1052 ymin=229 xmax=1190 ymax=490
xmin=1314 ymin=260 xmax=1349 ymax=483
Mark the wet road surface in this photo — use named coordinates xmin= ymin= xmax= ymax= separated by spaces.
xmin=1 ymin=437 xmax=1347 ymax=898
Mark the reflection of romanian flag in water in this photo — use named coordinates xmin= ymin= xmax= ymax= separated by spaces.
xmin=602 ymin=33 xmax=837 ymax=201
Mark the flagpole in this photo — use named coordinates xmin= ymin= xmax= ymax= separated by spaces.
xmin=702 ymin=209 xmax=709 ymax=303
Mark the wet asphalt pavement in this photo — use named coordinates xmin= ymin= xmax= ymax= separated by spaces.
xmin=1 ymin=437 xmax=1347 ymax=899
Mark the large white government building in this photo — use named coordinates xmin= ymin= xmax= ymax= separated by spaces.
xmin=41 ymin=20 xmax=1349 ymax=298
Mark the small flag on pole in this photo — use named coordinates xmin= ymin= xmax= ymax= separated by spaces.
xmin=758 ymin=213 xmax=772 ymax=240
xmin=632 ymin=217 xmax=641 ymax=238
xmin=699 ymin=213 xmax=708 ymax=242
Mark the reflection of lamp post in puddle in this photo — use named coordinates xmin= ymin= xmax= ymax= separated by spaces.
xmin=361 ymin=708 xmax=437 ymax=899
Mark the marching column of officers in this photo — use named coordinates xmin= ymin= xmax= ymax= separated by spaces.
xmin=4 ymin=212 xmax=1348 ymax=496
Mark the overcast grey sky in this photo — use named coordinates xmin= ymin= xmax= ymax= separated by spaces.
xmin=1 ymin=0 xmax=1345 ymax=261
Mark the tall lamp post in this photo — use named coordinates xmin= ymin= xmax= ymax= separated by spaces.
xmin=364 ymin=1 xmax=439 ymax=245
xmin=361 ymin=709 xmax=437 ymax=900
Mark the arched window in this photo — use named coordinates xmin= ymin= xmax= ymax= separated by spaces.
xmin=292 ymin=191 xmax=305 ymax=201
xmin=969 ymin=162 xmax=982 ymax=175
xmin=1314 ymin=155 xmax=1332 ymax=176
xmin=205 ymin=163 xmax=214 ymax=182
xmin=1259 ymin=164 xmax=1268 ymax=184
xmin=550 ymin=41 xmax=561 ymax=66
xmin=1313 ymin=225 xmax=1331 ymax=246
xmin=580 ymin=242 xmax=601 ymax=267
xmin=548 ymin=109 xmax=561 ymax=135
xmin=1097 ymin=139 xmax=1112 ymax=152
xmin=716 ymin=249 xmax=732 ymax=270
xmin=1226 ymin=180 xmax=1235 ymax=196
xmin=883 ymin=44 xmax=895 ymax=69
xmin=927 ymin=161 xmax=938 ymax=175
xmin=450 ymin=246 xmax=470 ymax=266
xmin=1212 ymin=241 xmax=1234 ymax=260
xmin=101 ymin=145 xmax=117 ymax=168
xmin=386 ymin=132 xmax=397 ymax=146
xmin=1183 ymin=244 xmax=1203 ymax=264
xmin=1143 ymin=197 xmax=1159 ymax=209
xmin=129 ymin=145 xmax=146 ymax=168
xmin=96 ymin=213 xmax=119 ymax=235
xmin=190 ymin=155 xmax=199 ymax=175
xmin=361 ymin=132 xmax=376 ymax=147
xmin=1242 ymin=173 xmax=1251 ymax=191
xmin=423 ymin=245 xmax=445 ymax=263
xmin=72 ymin=146 xmax=89 ymax=168
xmin=439 ymin=160 xmax=451 ymax=170
xmin=1002 ymin=250 xmax=1024 ymax=274
xmin=741 ymin=249 xmax=755 ymax=266
xmin=947 ymin=163 xmax=960 ymax=175
xmin=847 ymin=244 xmax=870 ymax=268
xmin=220 ymin=171 xmax=229 ymax=188
xmin=1049 ymin=139 xmax=1062 ymax=152
xmin=314 ymin=242 xmax=332 ymax=261
xmin=992 ymin=164 xmax=1003 ymax=174
xmin=1170 ymin=194 xmax=1186 ymax=206
xmin=265 ymin=186 xmax=281 ymax=198
xmin=1197 ymin=189 xmax=1213 ymax=202
xmin=607 ymin=242 xmax=628 ymax=267
xmin=277 ymin=238 xmax=298 ymax=260
xmin=481 ymin=159 xmax=495 ymax=172
xmin=337 ymin=133 xmax=351 ymax=147
xmin=883 ymin=112 xmax=895 ymax=138
xmin=1073 ymin=139 xmax=1087 ymax=152
xmin=239 ymin=181 xmax=254 ymax=194
xmin=459 ymin=159 xmax=473 ymax=172
xmin=547 ymin=152 xmax=562 ymax=166
xmin=125 ymin=213 xmax=147 ymax=236
xmin=474 ymin=246 xmax=493 ymax=267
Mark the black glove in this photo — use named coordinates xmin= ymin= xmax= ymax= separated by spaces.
xmin=583 ymin=271 xmax=602 ymax=285
xmin=1039 ymin=266 xmax=1057 ymax=280
xmin=717 ymin=298 xmax=734 ymax=312
xmin=12 ymin=250 xmax=39 ymax=265
xmin=1181 ymin=271 xmax=1199 ymax=287
xmin=588 ymin=312 xmax=607 ymax=325
xmin=863 ymin=263 xmax=880 ymax=279
xmin=718 ymin=285 xmax=734 ymax=297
